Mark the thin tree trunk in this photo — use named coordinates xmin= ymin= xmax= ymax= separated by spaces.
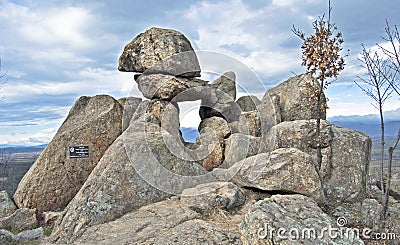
xmin=379 ymin=102 xmax=385 ymax=198
xmin=383 ymin=128 xmax=400 ymax=216
xmin=316 ymin=78 xmax=325 ymax=171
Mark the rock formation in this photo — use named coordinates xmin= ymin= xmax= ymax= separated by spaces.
xmin=13 ymin=95 xmax=123 ymax=215
xmin=6 ymin=27 xmax=391 ymax=244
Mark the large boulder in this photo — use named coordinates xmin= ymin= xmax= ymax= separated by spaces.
xmin=198 ymin=116 xmax=231 ymax=138
xmin=14 ymin=95 xmax=123 ymax=214
xmin=131 ymin=99 xmax=182 ymax=139
xmin=0 ymin=208 xmax=37 ymax=231
xmin=50 ymin=122 xmax=209 ymax=243
xmin=136 ymin=74 xmax=208 ymax=101
xmin=239 ymin=194 xmax=364 ymax=244
xmin=118 ymin=27 xmax=200 ymax=77
xmin=224 ymin=134 xmax=260 ymax=168
xmin=262 ymin=120 xmax=371 ymax=204
xmin=0 ymin=191 xmax=16 ymax=219
xmin=264 ymin=73 xmax=326 ymax=122
xmin=237 ymin=111 xmax=261 ymax=137
xmin=225 ymin=149 xmax=326 ymax=204
xmin=76 ymin=200 xmax=241 ymax=244
xmin=180 ymin=182 xmax=245 ymax=211
xmin=195 ymin=128 xmax=225 ymax=171
xmin=236 ymin=95 xmax=261 ymax=112
xmin=380 ymin=169 xmax=400 ymax=200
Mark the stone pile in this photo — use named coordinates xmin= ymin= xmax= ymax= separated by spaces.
xmin=4 ymin=27 xmax=393 ymax=244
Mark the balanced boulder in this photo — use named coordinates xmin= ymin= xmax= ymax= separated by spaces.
xmin=118 ymin=27 xmax=201 ymax=77
xmin=14 ymin=95 xmax=123 ymax=214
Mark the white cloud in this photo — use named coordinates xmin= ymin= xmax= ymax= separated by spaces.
xmin=3 ymin=67 xmax=138 ymax=102
xmin=0 ymin=3 xmax=95 ymax=50
xmin=0 ymin=127 xmax=57 ymax=146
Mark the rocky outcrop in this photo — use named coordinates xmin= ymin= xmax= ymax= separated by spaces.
xmin=180 ymin=182 xmax=245 ymax=211
xmin=265 ymin=73 xmax=326 ymax=121
xmin=0 ymin=208 xmax=37 ymax=231
xmin=0 ymin=191 xmax=16 ymax=219
xmin=14 ymin=95 xmax=123 ymax=215
xmin=239 ymin=194 xmax=364 ymax=244
xmin=225 ymin=149 xmax=326 ymax=204
xmin=118 ymin=27 xmax=201 ymax=77
xmin=262 ymin=120 xmax=371 ymax=203
xmin=50 ymin=123 xmax=208 ymax=243
xmin=76 ymin=200 xmax=241 ymax=244
xmin=13 ymin=27 xmax=374 ymax=244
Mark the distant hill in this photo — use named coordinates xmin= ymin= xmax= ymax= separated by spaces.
xmin=330 ymin=120 xmax=400 ymax=138
xmin=0 ymin=144 xmax=47 ymax=153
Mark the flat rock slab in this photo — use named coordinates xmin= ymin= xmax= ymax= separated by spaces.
xmin=76 ymin=200 xmax=241 ymax=244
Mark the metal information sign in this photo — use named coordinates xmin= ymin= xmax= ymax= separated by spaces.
xmin=69 ymin=146 xmax=89 ymax=158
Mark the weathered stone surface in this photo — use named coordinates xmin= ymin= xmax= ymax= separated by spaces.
xmin=16 ymin=227 xmax=44 ymax=240
xmin=14 ymin=95 xmax=123 ymax=214
xmin=118 ymin=27 xmax=200 ymax=77
xmin=0 ymin=191 xmax=16 ymax=219
xmin=381 ymin=169 xmax=400 ymax=200
xmin=50 ymin=123 xmax=207 ymax=243
xmin=195 ymin=128 xmax=225 ymax=171
xmin=0 ymin=229 xmax=16 ymax=244
xmin=239 ymin=194 xmax=364 ymax=244
xmin=181 ymin=182 xmax=245 ymax=211
xmin=131 ymin=99 xmax=182 ymax=139
xmin=263 ymin=120 xmax=371 ymax=204
xmin=224 ymin=134 xmax=260 ymax=168
xmin=265 ymin=73 xmax=326 ymax=121
xmin=0 ymin=208 xmax=37 ymax=231
xmin=227 ymin=149 xmax=326 ymax=204
xmin=212 ymin=71 xmax=236 ymax=102
xmin=136 ymin=74 xmax=208 ymax=101
xmin=236 ymin=95 xmax=261 ymax=112
xmin=331 ymin=198 xmax=383 ymax=229
xmin=257 ymin=92 xmax=281 ymax=135
xmin=118 ymin=96 xmax=142 ymax=131
xmin=198 ymin=116 xmax=231 ymax=138
xmin=43 ymin=211 xmax=63 ymax=224
xmin=76 ymin=200 xmax=241 ymax=244
xmin=199 ymin=72 xmax=240 ymax=122
xmin=237 ymin=111 xmax=261 ymax=137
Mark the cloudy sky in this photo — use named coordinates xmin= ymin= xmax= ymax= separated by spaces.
xmin=0 ymin=0 xmax=399 ymax=146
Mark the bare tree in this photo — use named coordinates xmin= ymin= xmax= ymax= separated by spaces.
xmin=378 ymin=20 xmax=400 ymax=96
xmin=354 ymin=46 xmax=396 ymax=213
xmin=292 ymin=0 xmax=346 ymax=171
xmin=356 ymin=20 xmax=400 ymax=217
